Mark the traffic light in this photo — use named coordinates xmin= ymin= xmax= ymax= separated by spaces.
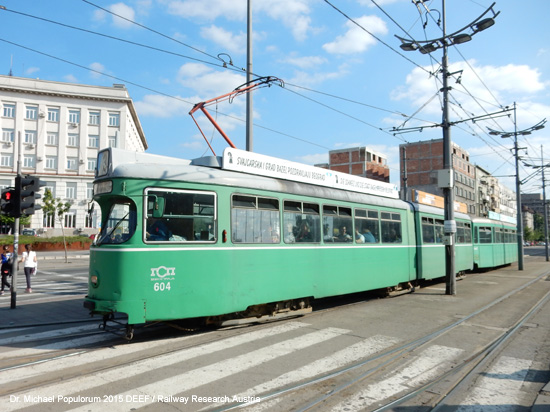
xmin=15 ymin=175 xmax=46 ymax=217
xmin=0 ymin=188 xmax=16 ymax=217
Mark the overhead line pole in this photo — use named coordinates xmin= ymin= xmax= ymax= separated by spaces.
xmin=441 ymin=0 xmax=456 ymax=295
xmin=246 ymin=0 xmax=253 ymax=152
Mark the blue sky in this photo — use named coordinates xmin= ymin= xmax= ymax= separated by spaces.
xmin=1 ymin=0 xmax=549 ymax=194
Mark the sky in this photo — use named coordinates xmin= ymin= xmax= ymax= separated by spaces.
xmin=1 ymin=0 xmax=549 ymax=195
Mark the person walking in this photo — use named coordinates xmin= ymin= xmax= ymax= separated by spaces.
xmin=20 ymin=244 xmax=37 ymax=293
xmin=0 ymin=245 xmax=12 ymax=295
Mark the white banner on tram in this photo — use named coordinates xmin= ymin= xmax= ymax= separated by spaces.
xmin=223 ymin=148 xmax=399 ymax=199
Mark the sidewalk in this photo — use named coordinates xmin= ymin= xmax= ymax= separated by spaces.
xmin=0 ymin=250 xmax=92 ymax=327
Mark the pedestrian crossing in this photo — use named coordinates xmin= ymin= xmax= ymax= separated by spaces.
xmin=0 ymin=321 xmax=538 ymax=411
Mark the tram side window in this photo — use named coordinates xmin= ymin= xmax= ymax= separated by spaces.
xmin=355 ymin=208 xmax=379 ymax=243
xmin=283 ymin=201 xmax=320 ymax=243
xmin=381 ymin=212 xmax=402 ymax=243
xmin=421 ymin=217 xmax=435 ymax=243
xmin=457 ymin=222 xmax=472 ymax=243
xmin=145 ymin=190 xmax=216 ymax=242
xmin=478 ymin=226 xmax=492 ymax=243
xmin=231 ymin=195 xmax=280 ymax=243
xmin=323 ymin=205 xmax=353 ymax=243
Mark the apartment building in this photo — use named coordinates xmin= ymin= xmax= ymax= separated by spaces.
xmin=315 ymin=146 xmax=390 ymax=183
xmin=0 ymin=75 xmax=147 ymax=236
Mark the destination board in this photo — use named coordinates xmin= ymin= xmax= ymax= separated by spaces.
xmin=223 ymin=148 xmax=399 ymax=199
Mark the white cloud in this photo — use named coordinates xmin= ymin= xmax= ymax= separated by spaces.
xmin=391 ymin=60 xmax=548 ymax=120
xmin=89 ymin=62 xmax=106 ymax=78
xmin=323 ymin=15 xmax=388 ymax=55
xmin=134 ymin=94 xmax=191 ymax=118
xmin=109 ymin=3 xmax=136 ymax=28
xmin=177 ymin=62 xmax=246 ymax=98
xmin=164 ymin=0 xmax=313 ymax=41
xmin=282 ymin=55 xmax=327 ymax=70
xmin=164 ymin=0 xmax=246 ymax=21
xmin=200 ymin=25 xmax=246 ymax=55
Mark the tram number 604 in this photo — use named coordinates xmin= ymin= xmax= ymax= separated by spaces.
xmin=153 ymin=282 xmax=171 ymax=292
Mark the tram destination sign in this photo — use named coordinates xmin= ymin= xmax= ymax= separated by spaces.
xmin=223 ymin=148 xmax=399 ymax=199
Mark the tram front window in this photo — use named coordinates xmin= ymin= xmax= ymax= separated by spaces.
xmin=97 ymin=202 xmax=136 ymax=244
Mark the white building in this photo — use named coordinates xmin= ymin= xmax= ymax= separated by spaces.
xmin=0 ymin=75 xmax=147 ymax=236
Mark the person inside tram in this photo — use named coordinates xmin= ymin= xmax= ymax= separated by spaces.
xmin=337 ymin=226 xmax=352 ymax=242
xmin=362 ymin=228 xmax=376 ymax=243
xmin=146 ymin=218 xmax=171 ymax=241
xmin=296 ymin=221 xmax=313 ymax=242
xmin=355 ymin=229 xmax=365 ymax=243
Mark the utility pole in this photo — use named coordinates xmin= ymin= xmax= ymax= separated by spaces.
xmin=541 ymin=146 xmax=549 ymax=261
xmin=441 ymin=0 xmax=456 ymax=295
xmin=10 ymin=131 xmax=21 ymax=309
xmin=488 ymin=104 xmax=546 ymax=270
xmin=396 ymin=0 xmax=499 ymax=294
xmin=246 ymin=0 xmax=253 ymax=152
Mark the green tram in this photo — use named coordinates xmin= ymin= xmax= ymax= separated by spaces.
xmin=472 ymin=218 xmax=518 ymax=269
xmin=84 ymin=148 xmax=517 ymax=337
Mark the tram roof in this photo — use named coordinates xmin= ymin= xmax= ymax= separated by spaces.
xmin=101 ymin=148 xmax=410 ymax=210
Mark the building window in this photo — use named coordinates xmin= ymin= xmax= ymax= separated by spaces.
xmin=24 ymin=130 xmax=37 ymax=144
xmin=87 ymin=158 xmax=96 ymax=171
xmin=43 ymin=212 xmax=55 ymax=228
xmin=68 ymin=133 xmax=79 ymax=147
xmin=0 ymin=153 xmax=13 ymax=167
xmin=85 ymin=211 xmax=98 ymax=228
xmin=108 ymin=112 xmax=120 ymax=127
xmin=25 ymin=106 xmax=38 ymax=120
xmin=89 ymin=111 xmax=100 ymax=125
xmin=64 ymin=212 xmax=76 ymax=228
xmin=1 ymin=129 xmax=14 ymax=143
xmin=66 ymin=183 xmax=77 ymax=199
xmin=47 ymin=108 xmax=59 ymax=122
xmin=108 ymin=135 xmax=117 ymax=148
xmin=46 ymin=132 xmax=58 ymax=145
xmin=86 ymin=183 xmax=93 ymax=199
xmin=88 ymin=135 xmax=99 ymax=148
xmin=67 ymin=157 xmax=78 ymax=170
xmin=68 ymin=110 xmax=80 ymax=124
xmin=45 ymin=156 xmax=58 ymax=169
xmin=3 ymin=103 xmax=15 ymax=118
xmin=23 ymin=155 xmax=36 ymax=168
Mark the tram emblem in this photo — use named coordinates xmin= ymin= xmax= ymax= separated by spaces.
xmin=150 ymin=266 xmax=176 ymax=279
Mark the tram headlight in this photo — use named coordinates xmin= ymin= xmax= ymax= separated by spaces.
xmin=94 ymin=180 xmax=113 ymax=195
xmin=91 ymin=275 xmax=99 ymax=287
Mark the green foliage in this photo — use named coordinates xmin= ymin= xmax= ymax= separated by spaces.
xmin=42 ymin=189 xmax=72 ymax=217
xmin=0 ymin=235 xmax=92 ymax=246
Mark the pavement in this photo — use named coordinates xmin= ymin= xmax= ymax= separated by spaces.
xmin=0 ymin=250 xmax=549 ymax=410
xmin=0 ymin=250 xmax=92 ymax=327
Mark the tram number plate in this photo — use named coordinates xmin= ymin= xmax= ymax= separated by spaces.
xmin=153 ymin=282 xmax=171 ymax=292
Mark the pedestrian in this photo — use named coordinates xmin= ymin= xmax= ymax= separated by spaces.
xmin=0 ymin=245 xmax=12 ymax=295
xmin=19 ymin=244 xmax=37 ymax=293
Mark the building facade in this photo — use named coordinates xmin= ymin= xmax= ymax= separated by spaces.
xmin=400 ymin=139 xmax=481 ymax=216
xmin=315 ymin=146 xmax=390 ymax=183
xmin=0 ymin=75 xmax=147 ymax=236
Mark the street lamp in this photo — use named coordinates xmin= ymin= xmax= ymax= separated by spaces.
xmin=396 ymin=1 xmax=499 ymax=295
xmin=487 ymin=103 xmax=547 ymax=270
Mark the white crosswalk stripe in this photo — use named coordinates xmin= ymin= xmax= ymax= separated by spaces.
xmin=66 ymin=326 xmax=350 ymax=411
xmin=331 ymin=344 xmax=464 ymax=411
xmin=2 ymin=322 xmax=309 ymax=411
xmin=455 ymin=356 xmax=533 ymax=411
xmin=205 ymin=334 xmax=401 ymax=411
xmin=4 ymin=322 xmax=530 ymax=412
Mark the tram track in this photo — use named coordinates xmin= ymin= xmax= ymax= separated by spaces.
xmin=209 ymin=268 xmax=550 ymax=412
xmin=1 ymin=266 xmax=548 ymax=411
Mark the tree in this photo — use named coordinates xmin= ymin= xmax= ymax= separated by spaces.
xmin=41 ymin=189 xmax=72 ymax=262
